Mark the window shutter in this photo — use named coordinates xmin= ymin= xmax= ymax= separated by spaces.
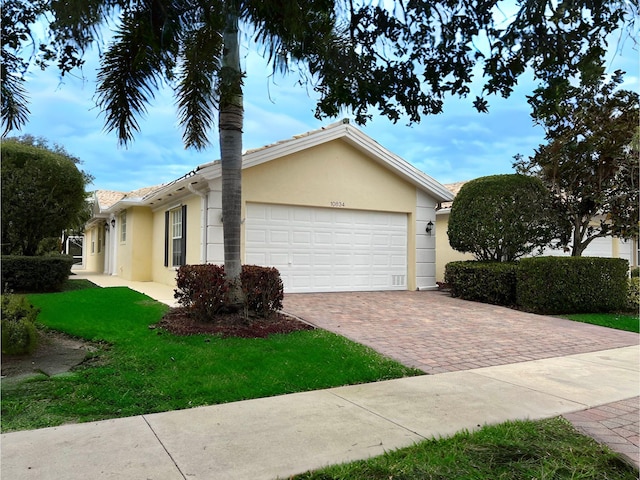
xmin=164 ymin=211 xmax=169 ymax=267
xmin=180 ymin=205 xmax=187 ymax=266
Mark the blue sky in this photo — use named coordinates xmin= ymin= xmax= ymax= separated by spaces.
xmin=15 ymin=27 xmax=639 ymax=193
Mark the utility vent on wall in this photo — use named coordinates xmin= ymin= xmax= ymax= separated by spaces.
xmin=392 ymin=275 xmax=406 ymax=287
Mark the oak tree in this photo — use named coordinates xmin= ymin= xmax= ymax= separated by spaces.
xmin=515 ymin=68 xmax=639 ymax=256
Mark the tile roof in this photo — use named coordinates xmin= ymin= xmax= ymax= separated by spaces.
xmin=439 ymin=181 xmax=471 ymax=209
xmin=94 ymin=184 xmax=165 ymax=211
xmin=95 ymin=190 xmax=125 ymax=210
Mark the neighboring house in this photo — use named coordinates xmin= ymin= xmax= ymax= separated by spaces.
xmin=435 ymin=181 xmax=639 ymax=283
xmin=82 ymin=120 xmax=454 ymax=293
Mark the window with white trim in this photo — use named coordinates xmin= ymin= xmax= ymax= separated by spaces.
xmin=165 ymin=205 xmax=187 ymax=267
xmin=172 ymin=208 xmax=183 ymax=266
xmin=120 ymin=211 xmax=127 ymax=243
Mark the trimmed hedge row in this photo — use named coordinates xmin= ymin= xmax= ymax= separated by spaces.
xmin=175 ymin=264 xmax=284 ymax=320
xmin=1 ymin=255 xmax=74 ymax=293
xmin=445 ymin=257 xmax=629 ymax=314
xmin=444 ymin=261 xmax=518 ymax=306
xmin=517 ymin=257 xmax=629 ymax=314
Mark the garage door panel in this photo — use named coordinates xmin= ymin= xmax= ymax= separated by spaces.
xmin=269 ymin=230 xmax=289 ymax=244
xmin=314 ymin=253 xmax=333 ymax=267
xmin=246 ymin=252 xmax=267 ymax=265
xmin=292 ymin=253 xmax=311 ymax=264
xmin=334 ymin=254 xmax=351 ymax=266
xmin=334 ymin=233 xmax=352 ymax=245
xmin=391 ymin=234 xmax=407 ymax=246
xmin=269 ymin=253 xmax=289 ymax=265
xmin=246 ymin=204 xmax=407 ymax=293
xmin=371 ymin=254 xmax=390 ymax=266
xmin=292 ymin=231 xmax=311 ymax=244
xmin=314 ymin=232 xmax=333 ymax=245
xmin=391 ymin=254 xmax=406 ymax=266
xmin=246 ymin=229 xmax=267 ymax=243
xmin=313 ymin=210 xmax=333 ymax=224
xmin=352 ymin=234 xmax=371 ymax=246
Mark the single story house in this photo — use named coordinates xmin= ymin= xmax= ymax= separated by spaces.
xmin=82 ymin=120 xmax=454 ymax=293
xmin=435 ymin=182 xmax=639 ymax=282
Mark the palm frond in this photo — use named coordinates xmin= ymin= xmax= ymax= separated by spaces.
xmin=176 ymin=23 xmax=223 ymax=150
xmin=1 ymin=64 xmax=31 ymax=136
xmin=96 ymin=5 xmax=179 ymax=145
xmin=244 ymin=0 xmax=337 ymax=74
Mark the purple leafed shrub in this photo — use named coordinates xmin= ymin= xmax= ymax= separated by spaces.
xmin=174 ymin=264 xmax=284 ymax=320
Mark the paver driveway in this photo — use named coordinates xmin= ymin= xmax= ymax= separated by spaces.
xmin=282 ymin=290 xmax=639 ymax=374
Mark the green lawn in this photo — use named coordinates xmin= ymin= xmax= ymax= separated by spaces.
xmin=293 ymin=417 xmax=638 ymax=479
xmin=1 ymin=287 xmax=422 ymax=432
xmin=563 ymin=312 xmax=640 ymax=333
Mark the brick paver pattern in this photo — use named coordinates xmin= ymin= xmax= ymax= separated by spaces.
xmin=283 ymin=290 xmax=638 ymax=374
xmin=283 ymin=291 xmax=640 ymax=469
xmin=564 ymin=397 xmax=640 ymax=468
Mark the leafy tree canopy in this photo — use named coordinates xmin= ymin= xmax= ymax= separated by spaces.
xmin=2 ymin=0 xmax=637 ymax=141
xmin=515 ymin=67 xmax=639 ymax=256
xmin=447 ymin=174 xmax=565 ymax=262
xmin=1 ymin=136 xmax=93 ymax=256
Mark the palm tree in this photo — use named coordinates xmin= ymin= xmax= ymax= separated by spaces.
xmin=33 ymin=0 xmax=337 ymax=305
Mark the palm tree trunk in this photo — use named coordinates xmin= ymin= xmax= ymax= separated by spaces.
xmin=219 ymin=6 xmax=244 ymax=308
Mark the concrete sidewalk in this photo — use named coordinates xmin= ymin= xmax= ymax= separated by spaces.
xmin=2 ymin=346 xmax=638 ymax=480
xmin=72 ymin=272 xmax=179 ymax=307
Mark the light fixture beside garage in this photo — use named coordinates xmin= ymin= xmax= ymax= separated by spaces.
xmin=425 ymin=220 xmax=434 ymax=235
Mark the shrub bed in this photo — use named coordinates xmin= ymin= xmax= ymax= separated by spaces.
xmin=1 ymin=293 xmax=39 ymax=355
xmin=1 ymin=255 xmax=74 ymax=292
xmin=517 ymin=257 xmax=628 ymax=314
xmin=444 ymin=261 xmax=518 ymax=306
xmin=240 ymin=265 xmax=284 ymax=317
xmin=175 ymin=264 xmax=284 ymax=320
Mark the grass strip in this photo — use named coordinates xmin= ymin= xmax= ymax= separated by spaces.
xmin=293 ymin=417 xmax=638 ymax=479
xmin=563 ymin=313 xmax=639 ymax=333
xmin=1 ymin=287 xmax=422 ymax=432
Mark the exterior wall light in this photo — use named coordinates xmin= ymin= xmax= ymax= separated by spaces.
xmin=111 ymin=219 xmax=116 ymax=228
xmin=425 ymin=220 xmax=434 ymax=235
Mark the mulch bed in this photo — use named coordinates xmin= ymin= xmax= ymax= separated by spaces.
xmin=154 ymin=308 xmax=315 ymax=338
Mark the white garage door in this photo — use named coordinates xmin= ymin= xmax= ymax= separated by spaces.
xmin=245 ymin=204 xmax=407 ymax=293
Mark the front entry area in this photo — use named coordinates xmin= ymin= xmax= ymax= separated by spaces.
xmin=245 ymin=203 xmax=407 ymax=293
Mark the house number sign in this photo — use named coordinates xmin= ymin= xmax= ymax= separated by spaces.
xmin=330 ymin=201 xmax=346 ymax=208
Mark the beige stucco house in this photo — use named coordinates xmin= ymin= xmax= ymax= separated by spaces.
xmin=435 ymin=181 xmax=639 ymax=282
xmin=82 ymin=120 xmax=454 ymax=293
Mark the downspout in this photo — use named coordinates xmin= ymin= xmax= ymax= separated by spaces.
xmin=187 ymin=183 xmax=208 ymax=263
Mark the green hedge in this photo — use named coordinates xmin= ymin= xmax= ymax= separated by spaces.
xmin=444 ymin=261 xmax=518 ymax=306
xmin=517 ymin=257 xmax=629 ymax=314
xmin=627 ymin=277 xmax=639 ymax=312
xmin=1 ymin=255 xmax=74 ymax=293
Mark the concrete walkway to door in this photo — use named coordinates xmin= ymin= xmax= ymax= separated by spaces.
xmin=282 ymin=291 xmax=639 ymax=374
